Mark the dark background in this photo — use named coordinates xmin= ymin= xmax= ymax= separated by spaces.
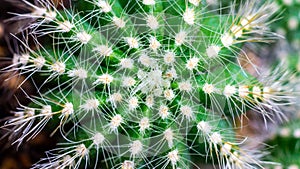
xmin=0 ymin=1 xmax=57 ymax=168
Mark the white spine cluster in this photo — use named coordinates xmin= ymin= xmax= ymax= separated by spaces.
xmin=94 ymin=74 xmax=114 ymax=85
xmin=93 ymin=132 xmax=105 ymax=145
xmin=129 ymin=140 xmax=143 ymax=156
xmin=128 ymin=97 xmax=139 ymax=110
xmin=183 ymin=8 xmax=195 ymax=25
xmin=33 ymin=56 xmax=46 ymax=69
xmin=221 ymin=33 xmax=234 ymax=48
xmin=126 ymin=37 xmax=139 ymax=49
xmin=164 ymin=89 xmax=175 ymax=100
xmin=67 ymin=68 xmax=88 ymax=79
xmin=203 ymin=83 xmax=215 ymax=94
xmin=180 ymin=105 xmax=194 ymax=120
xmin=143 ymin=0 xmax=155 ymax=5
xmin=149 ymin=36 xmax=161 ymax=51
xmin=93 ymin=45 xmax=113 ymax=57
xmin=76 ymin=31 xmax=92 ymax=44
xmin=41 ymin=105 xmax=52 ymax=116
xmin=139 ymin=117 xmax=150 ymax=133
xmin=223 ymin=85 xmax=236 ymax=97
xmin=159 ymin=105 xmax=170 ymax=119
xmin=112 ymin=16 xmax=126 ymax=28
xmin=76 ymin=144 xmax=89 ymax=157
xmin=19 ymin=53 xmax=30 ymax=65
xmin=120 ymin=58 xmax=134 ymax=69
xmin=206 ymin=45 xmax=221 ymax=58
xmin=178 ymin=81 xmax=192 ymax=92
xmin=197 ymin=121 xmax=212 ymax=134
xmin=167 ymin=149 xmax=180 ymax=166
xmin=62 ymin=103 xmax=74 ymax=116
xmin=122 ymin=160 xmax=135 ymax=169
xmin=97 ymin=1 xmax=112 ymax=13
xmin=81 ymin=99 xmax=99 ymax=111
xmin=146 ymin=15 xmax=159 ymax=30
xmin=175 ymin=31 xmax=187 ymax=46
xmin=122 ymin=77 xmax=136 ymax=87
xmin=189 ymin=0 xmax=201 ymax=6
xmin=109 ymin=92 xmax=123 ymax=104
xmin=186 ymin=57 xmax=199 ymax=70
xmin=238 ymin=85 xmax=249 ymax=98
xmin=51 ymin=62 xmax=66 ymax=74
xmin=163 ymin=51 xmax=176 ymax=64
xmin=110 ymin=114 xmax=123 ymax=132
xmin=57 ymin=21 xmax=74 ymax=32
xmin=164 ymin=128 xmax=174 ymax=148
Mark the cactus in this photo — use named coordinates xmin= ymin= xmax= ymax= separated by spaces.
xmin=0 ymin=0 xmax=297 ymax=168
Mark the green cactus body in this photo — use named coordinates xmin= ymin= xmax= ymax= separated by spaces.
xmin=0 ymin=0 xmax=297 ymax=168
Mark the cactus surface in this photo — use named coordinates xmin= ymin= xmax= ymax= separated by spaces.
xmin=0 ymin=0 xmax=298 ymax=169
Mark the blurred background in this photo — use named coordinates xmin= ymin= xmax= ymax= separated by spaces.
xmin=0 ymin=1 xmax=54 ymax=168
xmin=0 ymin=0 xmax=299 ymax=168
